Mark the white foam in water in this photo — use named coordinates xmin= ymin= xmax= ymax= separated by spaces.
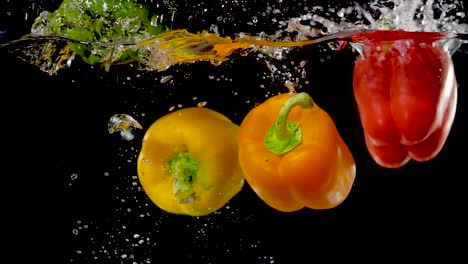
xmin=279 ymin=0 xmax=468 ymax=36
xmin=120 ymin=128 xmax=136 ymax=141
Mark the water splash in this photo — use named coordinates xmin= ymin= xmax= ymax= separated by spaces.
xmin=108 ymin=114 xmax=143 ymax=141
xmin=1 ymin=0 xmax=467 ymax=74
xmin=286 ymin=0 xmax=467 ymax=34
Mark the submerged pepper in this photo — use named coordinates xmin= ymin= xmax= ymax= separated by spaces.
xmin=238 ymin=92 xmax=356 ymax=211
xmin=352 ymin=31 xmax=457 ymax=168
xmin=32 ymin=0 xmax=168 ymax=65
xmin=137 ymin=107 xmax=245 ymax=216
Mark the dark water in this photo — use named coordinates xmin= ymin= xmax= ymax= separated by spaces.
xmin=1 ymin=0 xmax=468 ymax=263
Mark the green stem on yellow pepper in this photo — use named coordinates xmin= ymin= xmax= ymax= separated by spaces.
xmin=264 ymin=92 xmax=314 ymax=155
xmin=167 ymin=152 xmax=199 ymax=204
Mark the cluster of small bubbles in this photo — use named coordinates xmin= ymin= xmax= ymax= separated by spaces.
xmin=319 ymin=54 xmax=333 ymax=63
xmin=116 ymin=145 xmax=140 ymax=163
xmin=71 ymin=219 xmax=90 ymax=236
xmin=250 ymin=240 xmax=261 ymax=248
xmin=256 ymin=55 xmax=310 ymax=97
xmin=68 ymin=173 xmax=78 ymax=186
xmin=68 ymin=209 xmax=159 ymax=262
xmin=258 ymin=256 xmax=276 ymax=264
xmin=131 ymin=175 xmax=139 ymax=187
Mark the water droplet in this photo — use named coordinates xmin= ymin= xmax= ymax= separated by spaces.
xmin=160 ymin=75 xmax=173 ymax=83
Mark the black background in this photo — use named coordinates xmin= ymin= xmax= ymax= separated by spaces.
xmin=1 ymin=0 xmax=467 ymax=263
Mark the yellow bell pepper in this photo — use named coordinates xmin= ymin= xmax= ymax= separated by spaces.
xmin=137 ymin=107 xmax=245 ymax=216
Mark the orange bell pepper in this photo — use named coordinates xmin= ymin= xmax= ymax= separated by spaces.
xmin=238 ymin=92 xmax=356 ymax=211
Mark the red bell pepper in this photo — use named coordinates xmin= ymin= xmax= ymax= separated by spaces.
xmin=352 ymin=31 xmax=457 ymax=168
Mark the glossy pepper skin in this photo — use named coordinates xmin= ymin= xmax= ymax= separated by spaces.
xmin=238 ymin=92 xmax=356 ymax=212
xmin=137 ymin=107 xmax=244 ymax=216
xmin=352 ymin=31 xmax=457 ymax=168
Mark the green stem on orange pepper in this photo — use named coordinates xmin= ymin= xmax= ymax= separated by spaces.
xmin=168 ymin=152 xmax=199 ymax=204
xmin=263 ymin=92 xmax=314 ymax=155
